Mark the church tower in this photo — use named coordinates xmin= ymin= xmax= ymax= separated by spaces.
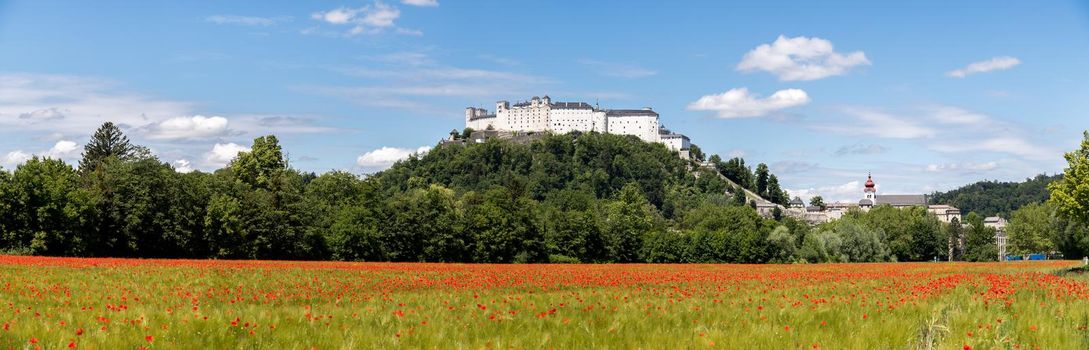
xmin=863 ymin=173 xmax=877 ymax=201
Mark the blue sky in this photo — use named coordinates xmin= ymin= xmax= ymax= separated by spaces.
xmin=1 ymin=1 xmax=1088 ymax=201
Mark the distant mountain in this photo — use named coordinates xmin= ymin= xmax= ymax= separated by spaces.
xmin=930 ymin=174 xmax=1061 ymax=218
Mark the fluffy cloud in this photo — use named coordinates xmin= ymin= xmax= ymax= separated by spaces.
xmin=401 ymin=0 xmax=438 ymax=6
xmin=205 ymin=15 xmax=290 ymax=26
xmin=356 ymin=146 xmax=431 ymax=170
xmin=1 ymin=151 xmax=31 ymax=169
xmin=687 ymin=88 xmax=809 ymax=118
xmin=925 ymin=162 xmax=999 ymax=173
xmin=172 ymin=159 xmax=194 ymax=173
xmin=312 ymin=1 xmax=401 ymax=35
xmin=144 ymin=115 xmax=231 ymax=140
xmin=786 ymin=181 xmax=862 ymax=203
xmin=737 ymin=35 xmax=870 ymax=81
xmin=1 ymin=140 xmax=80 ymax=169
xmin=45 ymin=140 xmax=79 ymax=158
xmin=947 ymin=56 xmax=1020 ymax=78
xmin=205 ymin=143 xmax=250 ymax=167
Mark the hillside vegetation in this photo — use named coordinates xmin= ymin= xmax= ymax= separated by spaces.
xmin=930 ymin=174 xmax=1060 ymax=218
xmin=0 ymin=123 xmax=1003 ymax=263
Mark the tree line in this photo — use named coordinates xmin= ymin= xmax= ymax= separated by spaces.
xmin=3 ymin=122 xmax=1063 ymax=263
xmin=929 ymin=173 xmax=1061 ymax=218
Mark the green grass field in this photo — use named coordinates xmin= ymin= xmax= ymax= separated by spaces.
xmin=0 ymin=256 xmax=1086 ymax=349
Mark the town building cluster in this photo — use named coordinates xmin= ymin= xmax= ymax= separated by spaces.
xmin=780 ymin=174 xmax=1007 ymax=261
xmin=465 ymin=95 xmax=691 ymax=158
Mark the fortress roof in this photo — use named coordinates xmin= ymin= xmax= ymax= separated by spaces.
xmin=606 ymin=109 xmax=658 ymax=117
xmin=551 ymin=101 xmax=593 ymax=109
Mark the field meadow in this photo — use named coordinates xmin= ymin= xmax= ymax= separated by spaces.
xmin=0 ymin=256 xmax=1086 ymax=349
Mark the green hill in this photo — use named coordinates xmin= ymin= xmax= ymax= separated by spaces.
xmin=929 ymin=174 xmax=1061 ymax=218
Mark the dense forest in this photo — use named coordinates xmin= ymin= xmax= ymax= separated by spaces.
xmin=929 ymin=174 xmax=1061 ymax=218
xmin=0 ymin=122 xmax=1036 ymax=263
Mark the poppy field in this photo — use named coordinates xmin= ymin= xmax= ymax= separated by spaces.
xmin=0 ymin=256 xmax=1087 ymax=349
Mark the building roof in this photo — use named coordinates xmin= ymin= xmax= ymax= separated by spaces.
xmin=606 ymin=109 xmax=658 ymax=117
xmin=806 ymin=206 xmax=822 ymax=212
xmin=859 ymin=199 xmax=873 ymax=206
xmin=984 ymin=216 xmax=1005 ymax=223
xmin=789 ymin=196 xmax=804 ymax=205
xmin=550 ymin=101 xmax=593 ymax=109
xmin=874 ymin=194 xmax=928 ymax=206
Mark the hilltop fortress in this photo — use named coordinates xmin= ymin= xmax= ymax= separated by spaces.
xmin=465 ymin=95 xmax=691 ymax=158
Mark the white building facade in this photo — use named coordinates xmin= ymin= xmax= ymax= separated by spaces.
xmin=464 ymin=95 xmax=689 ymax=157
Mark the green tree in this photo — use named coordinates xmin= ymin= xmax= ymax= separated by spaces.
xmin=4 ymin=158 xmax=86 ymax=255
xmin=755 ymin=163 xmax=770 ymax=197
xmin=962 ymin=213 xmax=997 ymax=262
xmin=946 ymin=217 xmax=964 ymax=261
xmin=798 ymin=230 xmax=845 ymax=263
xmin=79 ymin=122 xmax=140 ymax=173
xmin=837 ymin=221 xmax=890 ymax=262
xmin=767 ymin=174 xmax=787 ymax=205
xmin=203 ymin=193 xmax=245 ymax=258
xmin=730 ymin=185 xmax=747 ymax=206
xmin=1050 ymin=131 xmax=1089 ymax=225
xmin=809 ymin=196 xmax=826 ymax=210
xmin=230 ymin=135 xmax=286 ymax=190
xmin=689 ymin=144 xmax=706 ymax=163
xmin=1007 ymin=202 xmax=1057 ymax=254
xmin=464 ymin=187 xmax=546 ymax=263
xmin=385 ymin=184 xmax=464 ymax=262
xmin=765 ymin=226 xmax=797 ymax=263
xmin=601 ymin=182 xmax=654 ymax=262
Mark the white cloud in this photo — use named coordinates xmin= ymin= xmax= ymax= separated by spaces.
xmin=1 ymin=140 xmax=79 ymax=169
xmin=401 ymin=0 xmax=438 ymax=6
xmin=947 ymin=56 xmax=1020 ymax=78
xmin=925 ymin=162 xmax=999 ymax=173
xmin=786 ymin=181 xmax=862 ymax=203
xmin=45 ymin=140 xmax=79 ymax=158
xmin=0 ymin=73 xmax=192 ymax=135
xmin=2 ymin=151 xmax=31 ymax=169
xmin=737 ymin=35 xmax=870 ymax=81
xmin=308 ymin=59 xmax=556 ymax=113
xmin=687 ymin=88 xmax=810 ymax=118
xmin=173 ymin=159 xmax=194 ymax=173
xmin=579 ymin=59 xmax=658 ymax=78
xmin=144 ymin=115 xmax=231 ymax=140
xmin=205 ymin=15 xmax=290 ymax=26
xmin=312 ymin=1 xmax=401 ymax=35
xmin=928 ymin=106 xmax=988 ymax=125
xmin=395 ymin=27 xmax=424 ymax=36
xmin=19 ymin=107 xmax=67 ymax=121
xmin=205 ymin=143 xmax=250 ymax=167
xmin=356 ymin=146 xmax=431 ymax=170
xmin=813 ymin=107 xmax=937 ymax=139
